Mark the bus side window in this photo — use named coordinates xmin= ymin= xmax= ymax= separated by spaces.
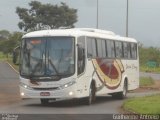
xmin=123 ymin=42 xmax=131 ymax=59
xmin=87 ymin=38 xmax=93 ymax=58
xmin=107 ymin=40 xmax=115 ymax=58
xmin=131 ymin=43 xmax=137 ymax=59
xmin=87 ymin=38 xmax=97 ymax=58
xmin=115 ymin=41 xmax=123 ymax=58
xmin=97 ymin=39 xmax=106 ymax=58
xmin=77 ymin=36 xmax=85 ymax=75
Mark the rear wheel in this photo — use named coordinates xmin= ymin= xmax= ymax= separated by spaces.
xmin=40 ymin=99 xmax=49 ymax=105
xmin=86 ymin=82 xmax=96 ymax=105
xmin=112 ymin=80 xmax=128 ymax=99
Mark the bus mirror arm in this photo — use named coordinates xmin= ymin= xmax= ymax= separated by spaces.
xmin=12 ymin=46 xmax=20 ymax=65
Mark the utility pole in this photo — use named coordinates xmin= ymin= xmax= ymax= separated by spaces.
xmin=126 ymin=0 xmax=129 ymax=37
xmin=96 ymin=0 xmax=99 ymax=29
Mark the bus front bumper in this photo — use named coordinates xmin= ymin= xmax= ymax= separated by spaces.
xmin=20 ymin=86 xmax=77 ymax=100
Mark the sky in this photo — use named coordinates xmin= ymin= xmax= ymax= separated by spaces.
xmin=0 ymin=0 xmax=160 ymax=47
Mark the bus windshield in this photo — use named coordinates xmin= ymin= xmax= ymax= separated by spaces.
xmin=20 ymin=37 xmax=75 ymax=79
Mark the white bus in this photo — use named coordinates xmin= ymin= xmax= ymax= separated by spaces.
xmin=19 ymin=28 xmax=139 ymax=105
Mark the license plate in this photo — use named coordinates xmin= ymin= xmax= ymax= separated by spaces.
xmin=40 ymin=92 xmax=50 ymax=96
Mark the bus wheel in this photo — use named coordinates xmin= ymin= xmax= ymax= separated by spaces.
xmin=122 ymin=80 xmax=128 ymax=98
xmin=112 ymin=80 xmax=128 ymax=99
xmin=86 ymin=82 xmax=96 ymax=105
xmin=40 ymin=99 xmax=49 ymax=105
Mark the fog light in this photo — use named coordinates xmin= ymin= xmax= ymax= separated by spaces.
xmin=24 ymin=85 xmax=27 ymax=89
xmin=69 ymin=91 xmax=73 ymax=96
xmin=21 ymin=92 xmax=24 ymax=96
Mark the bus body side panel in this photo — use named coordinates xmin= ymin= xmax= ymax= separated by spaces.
xmin=123 ymin=59 xmax=139 ymax=91
xmin=93 ymin=58 xmax=125 ymax=94
xmin=75 ymin=60 xmax=96 ymax=98
xmin=87 ymin=58 xmax=139 ymax=96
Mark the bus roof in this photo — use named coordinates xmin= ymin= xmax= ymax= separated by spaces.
xmin=23 ymin=28 xmax=137 ymax=43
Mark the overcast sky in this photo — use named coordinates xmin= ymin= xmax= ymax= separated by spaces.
xmin=0 ymin=0 xmax=160 ymax=47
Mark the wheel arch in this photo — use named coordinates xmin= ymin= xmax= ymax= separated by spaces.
xmin=123 ymin=76 xmax=128 ymax=91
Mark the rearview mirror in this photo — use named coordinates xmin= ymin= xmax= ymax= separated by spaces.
xmin=13 ymin=46 xmax=20 ymax=65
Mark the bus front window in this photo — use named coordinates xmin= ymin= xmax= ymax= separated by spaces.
xmin=47 ymin=37 xmax=75 ymax=76
xmin=21 ymin=39 xmax=46 ymax=76
xmin=20 ymin=37 xmax=75 ymax=79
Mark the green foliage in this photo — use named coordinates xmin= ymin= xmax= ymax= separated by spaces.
xmin=140 ymin=77 xmax=154 ymax=86
xmin=0 ymin=30 xmax=10 ymax=41
xmin=7 ymin=56 xmax=19 ymax=71
xmin=140 ymin=66 xmax=160 ymax=73
xmin=0 ymin=31 xmax=23 ymax=55
xmin=139 ymin=44 xmax=160 ymax=72
xmin=0 ymin=52 xmax=7 ymax=61
xmin=123 ymin=94 xmax=160 ymax=114
xmin=16 ymin=1 xmax=77 ymax=32
xmin=139 ymin=46 xmax=160 ymax=66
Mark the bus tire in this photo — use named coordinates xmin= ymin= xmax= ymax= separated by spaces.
xmin=86 ymin=82 xmax=96 ymax=105
xmin=112 ymin=80 xmax=128 ymax=99
xmin=40 ymin=99 xmax=49 ymax=105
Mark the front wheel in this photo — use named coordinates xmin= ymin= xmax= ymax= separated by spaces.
xmin=86 ymin=82 xmax=96 ymax=105
xmin=40 ymin=99 xmax=49 ymax=105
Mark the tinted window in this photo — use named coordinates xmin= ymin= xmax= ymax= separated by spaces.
xmin=87 ymin=38 xmax=97 ymax=58
xmin=97 ymin=39 xmax=103 ymax=57
xmin=102 ymin=40 xmax=106 ymax=57
xmin=123 ymin=42 xmax=131 ymax=59
xmin=115 ymin=41 xmax=123 ymax=58
xmin=131 ymin=43 xmax=137 ymax=59
xmin=107 ymin=40 xmax=115 ymax=58
xmin=77 ymin=36 xmax=85 ymax=75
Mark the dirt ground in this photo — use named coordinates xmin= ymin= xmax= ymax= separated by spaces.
xmin=0 ymin=93 xmax=20 ymax=106
xmin=132 ymin=80 xmax=160 ymax=92
xmin=0 ymin=84 xmax=21 ymax=106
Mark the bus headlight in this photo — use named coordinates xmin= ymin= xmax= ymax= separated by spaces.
xmin=69 ymin=91 xmax=73 ymax=96
xmin=20 ymin=82 xmax=33 ymax=90
xmin=59 ymin=81 xmax=76 ymax=89
xmin=21 ymin=92 xmax=25 ymax=96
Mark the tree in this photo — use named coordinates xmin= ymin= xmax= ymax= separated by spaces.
xmin=0 ymin=30 xmax=10 ymax=41
xmin=139 ymin=46 xmax=160 ymax=66
xmin=16 ymin=1 xmax=77 ymax=32
xmin=0 ymin=32 xmax=23 ymax=55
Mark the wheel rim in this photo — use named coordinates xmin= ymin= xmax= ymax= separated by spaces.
xmin=88 ymin=87 xmax=92 ymax=104
xmin=88 ymin=83 xmax=96 ymax=104
xmin=123 ymin=82 xmax=127 ymax=97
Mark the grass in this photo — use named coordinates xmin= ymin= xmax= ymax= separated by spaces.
xmin=123 ymin=94 xmax=160 ymax=114
xmin=0 ymin=52 xmax=19 ymax=71
xmin=140 ymin=77 xmax=154 ymax=86
xmin=123 ymin=77 xmax=158 ymax=114
xmin=0 ymin=52 xmax=7 ymax=61
xmin=7 ymin=57 xmax=19 ymax=71
xmin=140 ymin=65 xmax=160 ymax=73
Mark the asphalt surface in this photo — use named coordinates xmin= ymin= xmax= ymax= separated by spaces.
xmin=140 ymin=72 xmax=160 ymax=80
xmin=0 ymin=62 xmax=123 ymax=120
xmin=0 ymin=62 xmax=160 ymax=120
xmin=0 ymin=62 xmax=20 ymax=105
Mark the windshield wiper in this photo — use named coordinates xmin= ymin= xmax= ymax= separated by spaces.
xmin=48 ymin=58 xmax=59 ymax=74
xmin=30 ymin=59 xmax=44 ymax=76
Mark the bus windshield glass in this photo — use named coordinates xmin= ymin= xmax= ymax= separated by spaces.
xmin=20 ymin=37 xmax=75 ymax=78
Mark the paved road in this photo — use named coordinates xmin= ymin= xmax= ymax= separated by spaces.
xmin=0 ymin=62 xmax=160 ymax=120
xmin=140 ymin=72 xmax=160 ymax=80
xmin=0 ymin=62 xmax=20 ymax=106
xmin=0 ymin=62 xmax=122 ymax=115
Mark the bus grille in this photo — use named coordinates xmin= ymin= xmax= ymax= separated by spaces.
xmin=32 ymin=87 xmax=58 ymax=91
